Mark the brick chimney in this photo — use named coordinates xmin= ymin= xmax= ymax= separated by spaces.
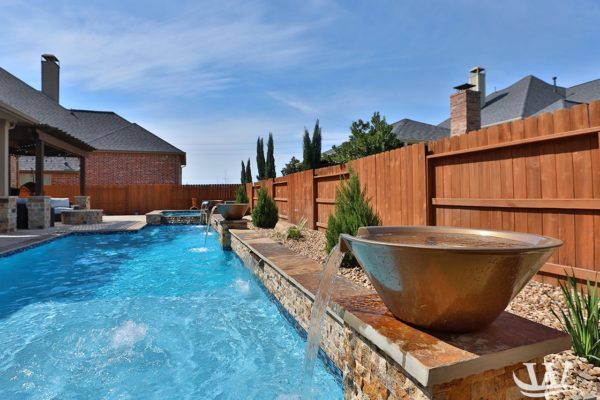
xmin=450 ymin=83 xmax=481 ymax=136
xmin=41 ymin=54 xmax=60 ymax=103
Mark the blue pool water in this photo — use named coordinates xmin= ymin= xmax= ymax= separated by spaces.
xmin=0 ymin=226 xmax=342 ymax=399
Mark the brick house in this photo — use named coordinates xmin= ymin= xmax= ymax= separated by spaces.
xmin=1 ymin=54 xmax=185 ymax=190
xmin=390 ymin=66 xmax=600 ymax=142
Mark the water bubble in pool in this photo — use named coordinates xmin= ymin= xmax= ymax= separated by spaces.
xmin=111 ymin=320 xmax=148 ymax=349
xmin=190 ymin=247 xmax=208 ymax=253
xmin=232 ymin=279 xmax=250 ymax=294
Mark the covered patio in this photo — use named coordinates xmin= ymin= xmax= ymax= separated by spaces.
xmin=1 ymin=101 xmax=95 ymax=232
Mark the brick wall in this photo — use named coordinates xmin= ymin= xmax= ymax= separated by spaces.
xmin=50 ymin=172 xmax=79 ymax=185
xmin=86 ymin=152 xmax=182 ymax=185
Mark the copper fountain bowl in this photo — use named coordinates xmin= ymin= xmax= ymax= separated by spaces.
xmin=215 ymin=203 xmax=249 ymax=220
xmin=339 ymin=226 xmax=562 ymax=332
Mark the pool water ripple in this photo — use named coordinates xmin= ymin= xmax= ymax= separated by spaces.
xmin=0 ymin=226 xmax=341 ymax=399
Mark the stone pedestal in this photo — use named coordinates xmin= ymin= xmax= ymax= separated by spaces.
xmin=74 ymin=196 xmax=91 ymax=210
xmin=27 ymin=196 xmax=51 ymax=229
xmin=0 ymin=196 xmax=17 ymax=232
xmin=212 ymin=215 xmax=248 ymax=250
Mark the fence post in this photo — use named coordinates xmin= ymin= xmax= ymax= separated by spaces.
xmin=311 ymin=169 xmax=317 ymax=230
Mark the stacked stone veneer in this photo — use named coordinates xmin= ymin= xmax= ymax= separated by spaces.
xmin=61 ymin=210 xmax=103 ymax=225
xmin=212 ymin=216 xmax=248 ymax=250
xmin=74 ymin=196 xmax=91 ymax=210
xmin=145 ymin=210 xmax=206 ymax=225
xmin=231 ymin=234 xmax=549 ymax=400
xmin=27 ymin=196 xmax=51 ymax=229
xmin=0 ymin=197 xmax=17 ymax=232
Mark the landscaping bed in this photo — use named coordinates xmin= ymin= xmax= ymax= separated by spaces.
xmin=250 ymin=224 xmax=600 ymax=399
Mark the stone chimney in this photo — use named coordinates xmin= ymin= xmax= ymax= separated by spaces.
xmin=468 ymin=66 xmax=486 ymax=108
xmin=41 ymin=54 xmax=59 ymax=103
xmin=450 ymin=83 xmax=481 ymax=136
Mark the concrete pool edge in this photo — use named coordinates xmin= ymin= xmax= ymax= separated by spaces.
xmin=0 ymin=220 xmax=147 ymax=258
xmin=229 ymin=229 xmax=572 ymax=399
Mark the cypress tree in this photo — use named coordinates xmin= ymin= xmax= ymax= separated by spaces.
xmin=240 ymin=160 xmax=247 ymax=184
xmin=256 ymin=137 xmax=265 ymax=180
xmin=266 ymin=133 xmax=276 ymax=179
xmin=302 ymin=129 xmax=312 ymax=170
xmin=245 ymin=159 xmax=253 ymax=183
xmin=311 ymin=119 xmax=322 ymax=169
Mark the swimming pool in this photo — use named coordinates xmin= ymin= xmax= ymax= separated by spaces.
xmin=0 ymin=226 xmax=342 ymax=399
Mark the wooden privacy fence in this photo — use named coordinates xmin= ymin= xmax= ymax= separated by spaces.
xmin=246 ymin=142 xmax=428 ymax=230
xmin=44 ymin=184 xmax=238 ymax=215
xmin=427 ymin=102 xmax=600 ymax=285
xmin=247 ymin=101 xmax=600 ymax=284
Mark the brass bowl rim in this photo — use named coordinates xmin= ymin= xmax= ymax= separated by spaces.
xmin=340 ymin=225 xmax=563 ymax=253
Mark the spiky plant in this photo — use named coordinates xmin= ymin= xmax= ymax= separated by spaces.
xmin=552 ymin=270 xmax=600 ymax=366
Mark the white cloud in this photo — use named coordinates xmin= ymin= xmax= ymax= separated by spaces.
xmin=267 ymin=91 xmax=317 ymax=115
xmin=0 ymin=1 xmax=315 ymax=96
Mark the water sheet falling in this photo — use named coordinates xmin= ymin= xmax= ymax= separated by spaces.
xmin=204 ymin=206 xmax=218 ymax=245
xmin=301 ymin=244 xmax=345 ymax=399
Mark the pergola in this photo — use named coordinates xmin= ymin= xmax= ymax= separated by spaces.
xmin=0 ymin=101 xmax=94 ymax=197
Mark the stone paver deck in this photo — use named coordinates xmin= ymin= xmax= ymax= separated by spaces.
xmin=230 ymin=229 xmax=571 ymax=387
xmin=0 ymin=215 xmax=146 ymax=256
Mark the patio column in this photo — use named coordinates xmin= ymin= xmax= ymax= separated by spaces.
xmin=0 ymin=119 xmax=9 ymax=197
xmin=35 ymin=138 xmax=44 ymax=196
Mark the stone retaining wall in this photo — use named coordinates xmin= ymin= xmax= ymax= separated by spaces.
xmin=230 ymin=232 xmax=554 ymax=400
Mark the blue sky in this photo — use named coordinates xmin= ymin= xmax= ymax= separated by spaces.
xmin=1 ymin=0 xmax=599 ymax=183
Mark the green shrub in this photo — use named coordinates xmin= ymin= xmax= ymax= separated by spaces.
xmin=252 ymin=188 xmax=279 ymax=228
xmin=286 ymin=217 xmax=307 ymax=240
xmin=325 ymin=170 xmax=380 ymax=266
xmin=552 ymin=270 xmax=600 ymax=366
xmin=235 ymin=185 xmax=249 ymax=203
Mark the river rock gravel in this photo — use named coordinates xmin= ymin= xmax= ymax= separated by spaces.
xmin=249 ymin=224 xmax=599 ymax=398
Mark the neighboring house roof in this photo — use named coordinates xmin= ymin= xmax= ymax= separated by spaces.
xmin=19 ymin=156 xmax=80 ymax=172
xmin=0 ymin=67 xmax=185 ymax=163
xmin=437 ymin=75 xmax=600 ymax=129
xmin=391 ymin=118 xmax=450 ymax=143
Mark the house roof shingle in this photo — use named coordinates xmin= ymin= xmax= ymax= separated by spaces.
xmin=390 ymin=118 xmax=450 ymax=143
xmin=437 ymin=75 xmax=600 ymax=130
xmin=0 ymin=67 xmax=185 ymax=162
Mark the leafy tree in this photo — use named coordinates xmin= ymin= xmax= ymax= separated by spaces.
xmin=240 ymin=160 xmax=247 ymax=184
xmin=311 ymin=119 xmax=322 ymax=169
xmin=281 ymin=156 xmax=303 ymax=176
xmin=245 ymin=159 xmax=253 ymax=183
xmin=235 ymin=185 xmax=249 ymax=203
xmin=324 ymin=112 xmax=401 ymax=164
xmin=266 ymin=133 xmax=276 ymax=179
xmin=256 ymin=137 xmax=266 ymax=180
xmin=302 ymin=129 xmax=312 ymax=170
xmin=252 ymin=187 xmax=278 ymax=228
xmin=325 ymin=170 xmax=381 ymax=267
